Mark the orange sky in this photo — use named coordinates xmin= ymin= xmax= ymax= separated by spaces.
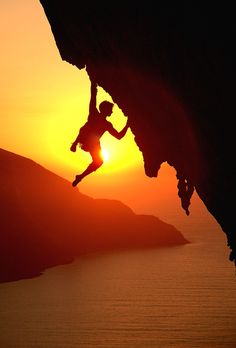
xmin=0 ymin=0 xmax=222 ymax=236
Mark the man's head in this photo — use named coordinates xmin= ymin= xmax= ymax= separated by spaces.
xmin=99 ymin=101 xmax=114 ymax=117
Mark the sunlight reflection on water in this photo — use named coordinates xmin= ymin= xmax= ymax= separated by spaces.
xmin=0 ymin=230 xmax=236 ymax=348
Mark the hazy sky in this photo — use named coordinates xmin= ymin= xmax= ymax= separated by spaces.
xmin=0 ymin=0 xmax=221 ymax=235
xmin=0 ymin=0 xmax=141 ymax=175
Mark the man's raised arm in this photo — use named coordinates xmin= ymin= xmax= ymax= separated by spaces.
xmin=88 ymin=80 xmax=98 ymax=116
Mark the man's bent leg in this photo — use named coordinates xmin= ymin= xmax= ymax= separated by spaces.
xmin=72 ymin=146 xmax=103 ymax=186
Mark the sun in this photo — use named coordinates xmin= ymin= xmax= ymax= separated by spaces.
xmin=101 ymin=148 xmax=110 ymax=162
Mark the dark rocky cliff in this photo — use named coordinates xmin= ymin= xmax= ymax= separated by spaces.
xmin=39 ymin=2 xmax=236 ymax=264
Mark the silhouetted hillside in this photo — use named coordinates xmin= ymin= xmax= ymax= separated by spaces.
xmin=0 ymin=148 xmax=188 ymax=282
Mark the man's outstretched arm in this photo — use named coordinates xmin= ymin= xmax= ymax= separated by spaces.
xmin=108 ymin=120 xmax=129 ymax=140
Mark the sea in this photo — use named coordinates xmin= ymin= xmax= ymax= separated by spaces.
xmin=0 ymin=213 xmax=236 ymax=348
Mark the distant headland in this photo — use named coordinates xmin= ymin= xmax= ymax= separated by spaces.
xmin=0 ymin=148 xmax=188 ymax=282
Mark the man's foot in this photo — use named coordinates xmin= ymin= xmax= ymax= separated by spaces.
xmin=70 ymin=142 xmax=77 ymax=152
xmin=72 ymin=175 xmax=82 ymax=187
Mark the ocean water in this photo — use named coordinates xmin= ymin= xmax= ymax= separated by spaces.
xmin=0 ymin=223 xmax=236 ymax=348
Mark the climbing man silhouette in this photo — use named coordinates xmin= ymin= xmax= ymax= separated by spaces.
xmin=70 ymin=80 xmax=129 ymax=186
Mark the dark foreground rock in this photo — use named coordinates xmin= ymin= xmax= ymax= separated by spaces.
xmin=39 ymin=2 xmax=236 ymax=264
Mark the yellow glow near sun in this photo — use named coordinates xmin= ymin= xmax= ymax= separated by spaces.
xmin=0 ymin=0 xmax=142 ymax=180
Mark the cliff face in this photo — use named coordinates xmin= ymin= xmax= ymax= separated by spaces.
xmin=39 ymin=2 xmax=236 ymax=264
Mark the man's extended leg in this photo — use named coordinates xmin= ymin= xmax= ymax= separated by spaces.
xmin=72 ymin=146 xmax=103 ymax=186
